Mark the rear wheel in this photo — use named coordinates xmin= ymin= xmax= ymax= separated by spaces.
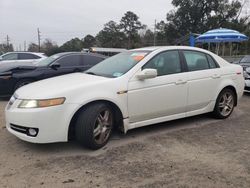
xmin=75 ymin=103 xmax=114 ymax=150
xmin=213 ymin=89 xmax=236 ymax=119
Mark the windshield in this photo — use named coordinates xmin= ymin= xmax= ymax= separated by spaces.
xmin=35 ymin=54 xmax=60 ymax=66
xmin=86 ymin=51 xmax=150 ymax=78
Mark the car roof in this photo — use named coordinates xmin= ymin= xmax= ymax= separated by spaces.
xmin=131 ymin=46 xmax=215 ymax=53
xmin=1 ymin=51 xmax=47 ymax=57
xmin=53 ymin=52 xmax=107 ymax=59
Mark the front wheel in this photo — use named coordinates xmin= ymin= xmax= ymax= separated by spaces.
xmin=75 ymin=103 xmax=114 ymax=150
xmin=213 ymin=89 xmax=236 ymax=119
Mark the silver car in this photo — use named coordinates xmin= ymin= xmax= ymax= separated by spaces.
xmin=0 ymin=52 xmax=47 ymax=64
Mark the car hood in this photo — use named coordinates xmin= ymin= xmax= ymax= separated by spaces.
xmin=0 ymin=61 xmax=37 ymax=73
xmin=15 ymin=73 xmax=110 ymax=99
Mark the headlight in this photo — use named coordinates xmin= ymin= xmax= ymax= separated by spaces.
xmin=18 ymin=97 xmax=66 ymax=108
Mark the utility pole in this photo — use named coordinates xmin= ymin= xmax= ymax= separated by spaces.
xmin=153 ymin=19 xmax=157 ymax=46
xmin=37 ymin=28 xmax=41 ymax=52
xmin=6 ymin=35 xmax=10 ymax=47
xmin=24 ymin=41 xmax=26 ymax=51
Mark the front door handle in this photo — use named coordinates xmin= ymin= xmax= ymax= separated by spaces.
xmin=175 ymin=79 xmax=187 ymax=85
xmin=212 ymin=74 xmax=221 ymax=79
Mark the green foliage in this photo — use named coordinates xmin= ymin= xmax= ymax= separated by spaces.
xmin=161 ymin=0 xmax=245 ymax=44
xmin=25 ymin=7 xmax=250 ymax=56
xmin=120 ymin=11 xmax=146 ymax=48
xmin=82 ymin=35 xmax=96 ymax=48
xmin=96 ymin=21 xmax=127 ymax=48
xmin=60 ymin=38 xmax=83 ymax=52
xmin=0 ymin=43 xmax=14 ymax=54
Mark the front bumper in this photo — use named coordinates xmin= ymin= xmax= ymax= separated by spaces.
xmin=5 ymin=98 xmax=79 ymax=143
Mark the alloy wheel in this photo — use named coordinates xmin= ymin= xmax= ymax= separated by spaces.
xmin=218 ymin=92 xmax=234 ymax=117
xmin=93 ymin=109 xmax=113 ymax=145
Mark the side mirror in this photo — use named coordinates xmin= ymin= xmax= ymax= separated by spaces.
xmin=136 ymin=69 xmax=157 ymax=80
xmin=50 ymin=62 xmax=61 ymax=70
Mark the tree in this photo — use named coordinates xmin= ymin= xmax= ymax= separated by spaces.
xmin=141 ymin=29 xmax=154 ymax=46
xmin=60 ymin=38 xmax=83 ymax=52
xmin=163 ymin=0 xmax=243 ymax=44
xmin=120 ymin=11 xmax=145 ymax=48
xmin=0 ymin=43 xmax=13 ymax=54
xmin=28 ymin=43 xmax=39 ymax=52
xmin=82 ymin=35 xmax=96 ymax=48
xmin=96 ymin=21 xmax=127 ymax=48
xmin=41 ymin=39 xmax=60 ymax=56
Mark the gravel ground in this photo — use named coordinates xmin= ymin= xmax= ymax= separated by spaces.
xmin=0 ymin=93 xmax=250 ymax=188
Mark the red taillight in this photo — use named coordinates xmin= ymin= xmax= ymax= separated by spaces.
xmin=236 ymin=72 xmax=242 ymax=75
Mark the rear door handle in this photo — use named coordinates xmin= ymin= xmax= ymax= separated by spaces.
xmin=212 ymin=74 xmax=221 ymax=79
xmin=175 ymin=80 xmax=187 ymax=85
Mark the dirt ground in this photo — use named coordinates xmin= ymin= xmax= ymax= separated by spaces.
xmin=0 ymin=94 xmax=250 ymax=188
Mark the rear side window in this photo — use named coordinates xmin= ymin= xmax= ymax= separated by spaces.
xmin=183 ymin=51 xmax=209 ymax=71
xmin=207 ymin=55 xmax=217 ymax=68
xmin=2 ymin=53 xmax=18 ymax=60
xmin=83 ymin=55 xmax=104 ymax=66
xmin=56 ymin=55 xmax=82 ymax=67
xmin=19 ymin=53 xmax=40 ymax=60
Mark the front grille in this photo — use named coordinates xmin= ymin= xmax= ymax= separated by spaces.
xmin=10 ymin=124 xmax=27 ymax=134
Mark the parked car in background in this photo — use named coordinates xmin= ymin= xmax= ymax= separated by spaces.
xmin=0 ymin=52 xmax=47 ymax=64
xmin=235 ymin=55 xmax=250 ymax=70
xmin=244 ymin=67 xmax=250 ymax=91
xmin=5 ymin=46 xmax=244 ymax=150
xmin=0 ymin=52 xmax=106 ymax=96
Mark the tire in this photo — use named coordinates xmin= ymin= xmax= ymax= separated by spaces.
xmin=14 ymin=79 xmax=33 ymax=91
xmin=75 ymin=103 xmax=114 ymax=150
xmin=213 ymin=88 xmax=236 ymax=119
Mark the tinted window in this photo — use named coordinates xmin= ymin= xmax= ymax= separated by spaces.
xmin=183 ymin=51 xmax=209 ymax=71
xmin=56 ymin=55 xmax=82 ymax=67
xmin=2 ymin=53 xmax=18 ymax=60
xmin=19 ymin=53 xmax=40 ymax=60
xmin=241 ymin=56 xmax=250 ymax=63
xmin=207 ymin=55 xmax=217 ymax=68
xmin=83 ymin=55 xmax=104 ymax=66
xmin=143 ymin=51 xmax=181 ymax=76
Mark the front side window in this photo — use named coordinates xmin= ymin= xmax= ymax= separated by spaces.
xmin=82 ymin=55 xmax=104 ymax=66
xmin=2 ymin=53 xmax=18 ymax=60
xmin=183 ymin=51 xmax=210 ymax=71
xmin=56 ymin=55 xmax=82 ymax=67
xmin=18 ymin=53 xmax=40 ymax=60
xmin=143 ymin=50 xmax=181 ymax=76
xmin=86 ymin=51 xmax=150 ymax=78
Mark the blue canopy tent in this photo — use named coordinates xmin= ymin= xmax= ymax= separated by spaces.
xmin=195 ymin=28 xmax=249 ymax=56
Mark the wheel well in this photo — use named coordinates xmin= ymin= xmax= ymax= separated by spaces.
xmin=220 ymin=86 xmax=238 ymax=106
xmin=68 ymin=100 xmax=124 ymax=140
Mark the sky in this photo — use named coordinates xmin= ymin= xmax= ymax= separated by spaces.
xmin=0 ymin=0 xmax=173 ymax=50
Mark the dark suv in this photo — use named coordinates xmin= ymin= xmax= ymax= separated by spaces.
xmin=0 ymin=52 xmax=106 ymax=96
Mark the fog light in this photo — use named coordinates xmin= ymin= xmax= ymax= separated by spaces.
xmin=28 ymin=128 xmax=38 ymax=136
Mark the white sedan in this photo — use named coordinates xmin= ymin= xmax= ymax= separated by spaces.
xmin=5 ymin=46 xmax=244 ymax=149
